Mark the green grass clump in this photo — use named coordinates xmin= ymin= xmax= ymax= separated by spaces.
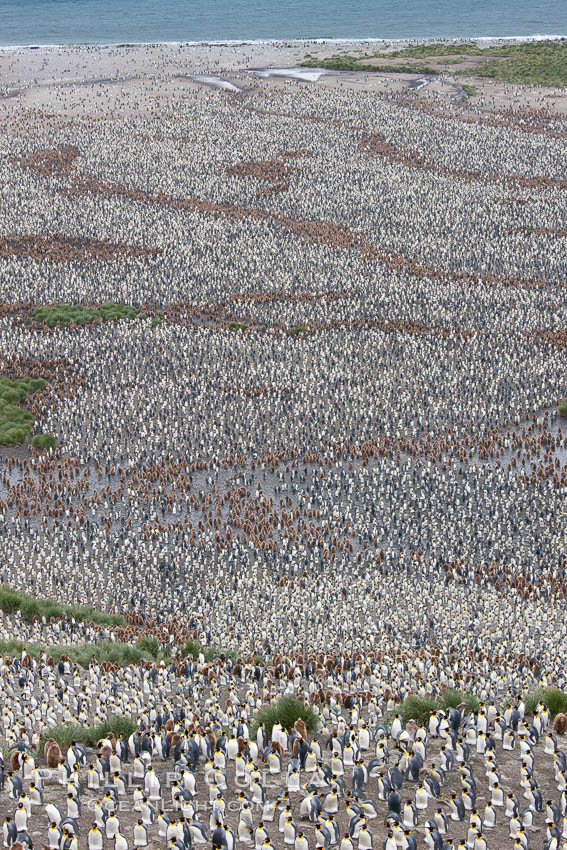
xmin=470 ymin=42 xmax=567 ymax=86
xmin=305 ymin=41 xmax=566 ymax=86
xmin=396 ymin=695 xmax=441 ymax=725
xmin=0 ymin=585 xmax=126 ymax=626
xmin=180 ymin=639 xmax=237 ymax=663
xmin=34 ymin=302 xmax=138 ymax=328
xmin=52 ymin=639 xmax=170 ymax=668
xmin=31 ymin=433 xmax=57 ymax=450
xmin=0 ymin=376 xmax=46 ymax=445
xmin=136 ymin=635 xmax=162 ymax=659
xmin=204 ymin=645 xmax=237 ymax=662
xmin=524 ymin=687 xmax=567 ymax=716
xmin=0 ymin=637 xmax=169 ymax=669
xmin=0 ymin=639 xmax=36 ymax=658
xmin=229 ymin=321 xmax=247 ymax=331
xmin=461 ymin=84 xmax=479 ymax=98
xmin=303 ymin=56 xmax=438 ymax=74
xmin=442 ymin=689 xmax=480 ymax=713
xmin=289 ymin=325 xmax=308 ymax=335
xmin=382 ymin=43 xmax=486 ymax=58
xmin=251 ymin=695 xmax=320 ymax=738
xmin=181 ymin=639 xmax=202 ymax=658
xmin=37 ymin=716 xmax=138 ymax=755
xmin=393 ymin=691 xmax=479 ymax=725
xmin=559 ymin=398 xmax=567 ymax=417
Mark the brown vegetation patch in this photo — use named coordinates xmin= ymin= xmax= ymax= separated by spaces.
xmin=0 ymin=234 xmax=162 ymax=263
xmin=59 ymin=173 xmax=376 ymax=257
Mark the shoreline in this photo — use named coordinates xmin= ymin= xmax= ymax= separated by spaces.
xmin=0 ymin=33 xmax=565 ymax=51
xmin=1 ymin=34 xmax=565 ymax=121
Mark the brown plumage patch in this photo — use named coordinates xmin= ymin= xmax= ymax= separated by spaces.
xmin=0 ymin=234 xmax=162 ymax=264
xmin=44 ymin=739 xmax=62 ymax=767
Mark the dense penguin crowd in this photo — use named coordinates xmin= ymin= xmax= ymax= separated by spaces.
xmin=0 ymin=50 xmax=566 ymax=849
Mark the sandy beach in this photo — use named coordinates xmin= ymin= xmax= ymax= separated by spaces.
xmin=0 ymin=39 xmax=566 ymax=122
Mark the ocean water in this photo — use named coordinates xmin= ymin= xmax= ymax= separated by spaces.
xmin=0 ymin=0 xmax=564 ymax=47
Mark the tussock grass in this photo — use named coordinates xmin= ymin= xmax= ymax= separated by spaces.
xmin=37 ymin=716 xmax=137 ymax=755
xmin=49 ymin=640 xmax=170 ymax=667
xmin=34 ymin=302 xmax=138 ymax=328
xmin=304 ymin=42 xmax=566 ymax=86
xmin=442 ymin=689 xmax=480 ymax=713
xmin=395 ymin=690 xmax=480 ymax=724
xmin=251 ymin=695 xmax=320 ymax=738
xmin=0 ymin=376 xmax=45 ymax=445
xmin=303 ymin=56 xmax=438 ymax=74
xmin=524 ymin=687 xmax=567 ymax=716
xmin=31 ymin=433 xmax=57 ymax=450
xmin=0 ymin=585 xmax=126 ymax=626
xmin=461 ymin=84 xmax=479 ymax=98
xmin=559 ymin=398 xmax=567 ymax=417
xmin=0 ymin=637 xmax=170 ymax=668
xmin=181 ymin=639 xmax=237 ymax=663
xmin=396 ymin=695 xmax=441 ymax=725
xmin=471 ymin=43 xmax=567 ymax=86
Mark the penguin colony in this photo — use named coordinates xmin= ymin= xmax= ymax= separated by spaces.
xmin=0 ymin=48 xmax=566 ymax=850
xmin=2 ymin=653 xmax=567 ymax=850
